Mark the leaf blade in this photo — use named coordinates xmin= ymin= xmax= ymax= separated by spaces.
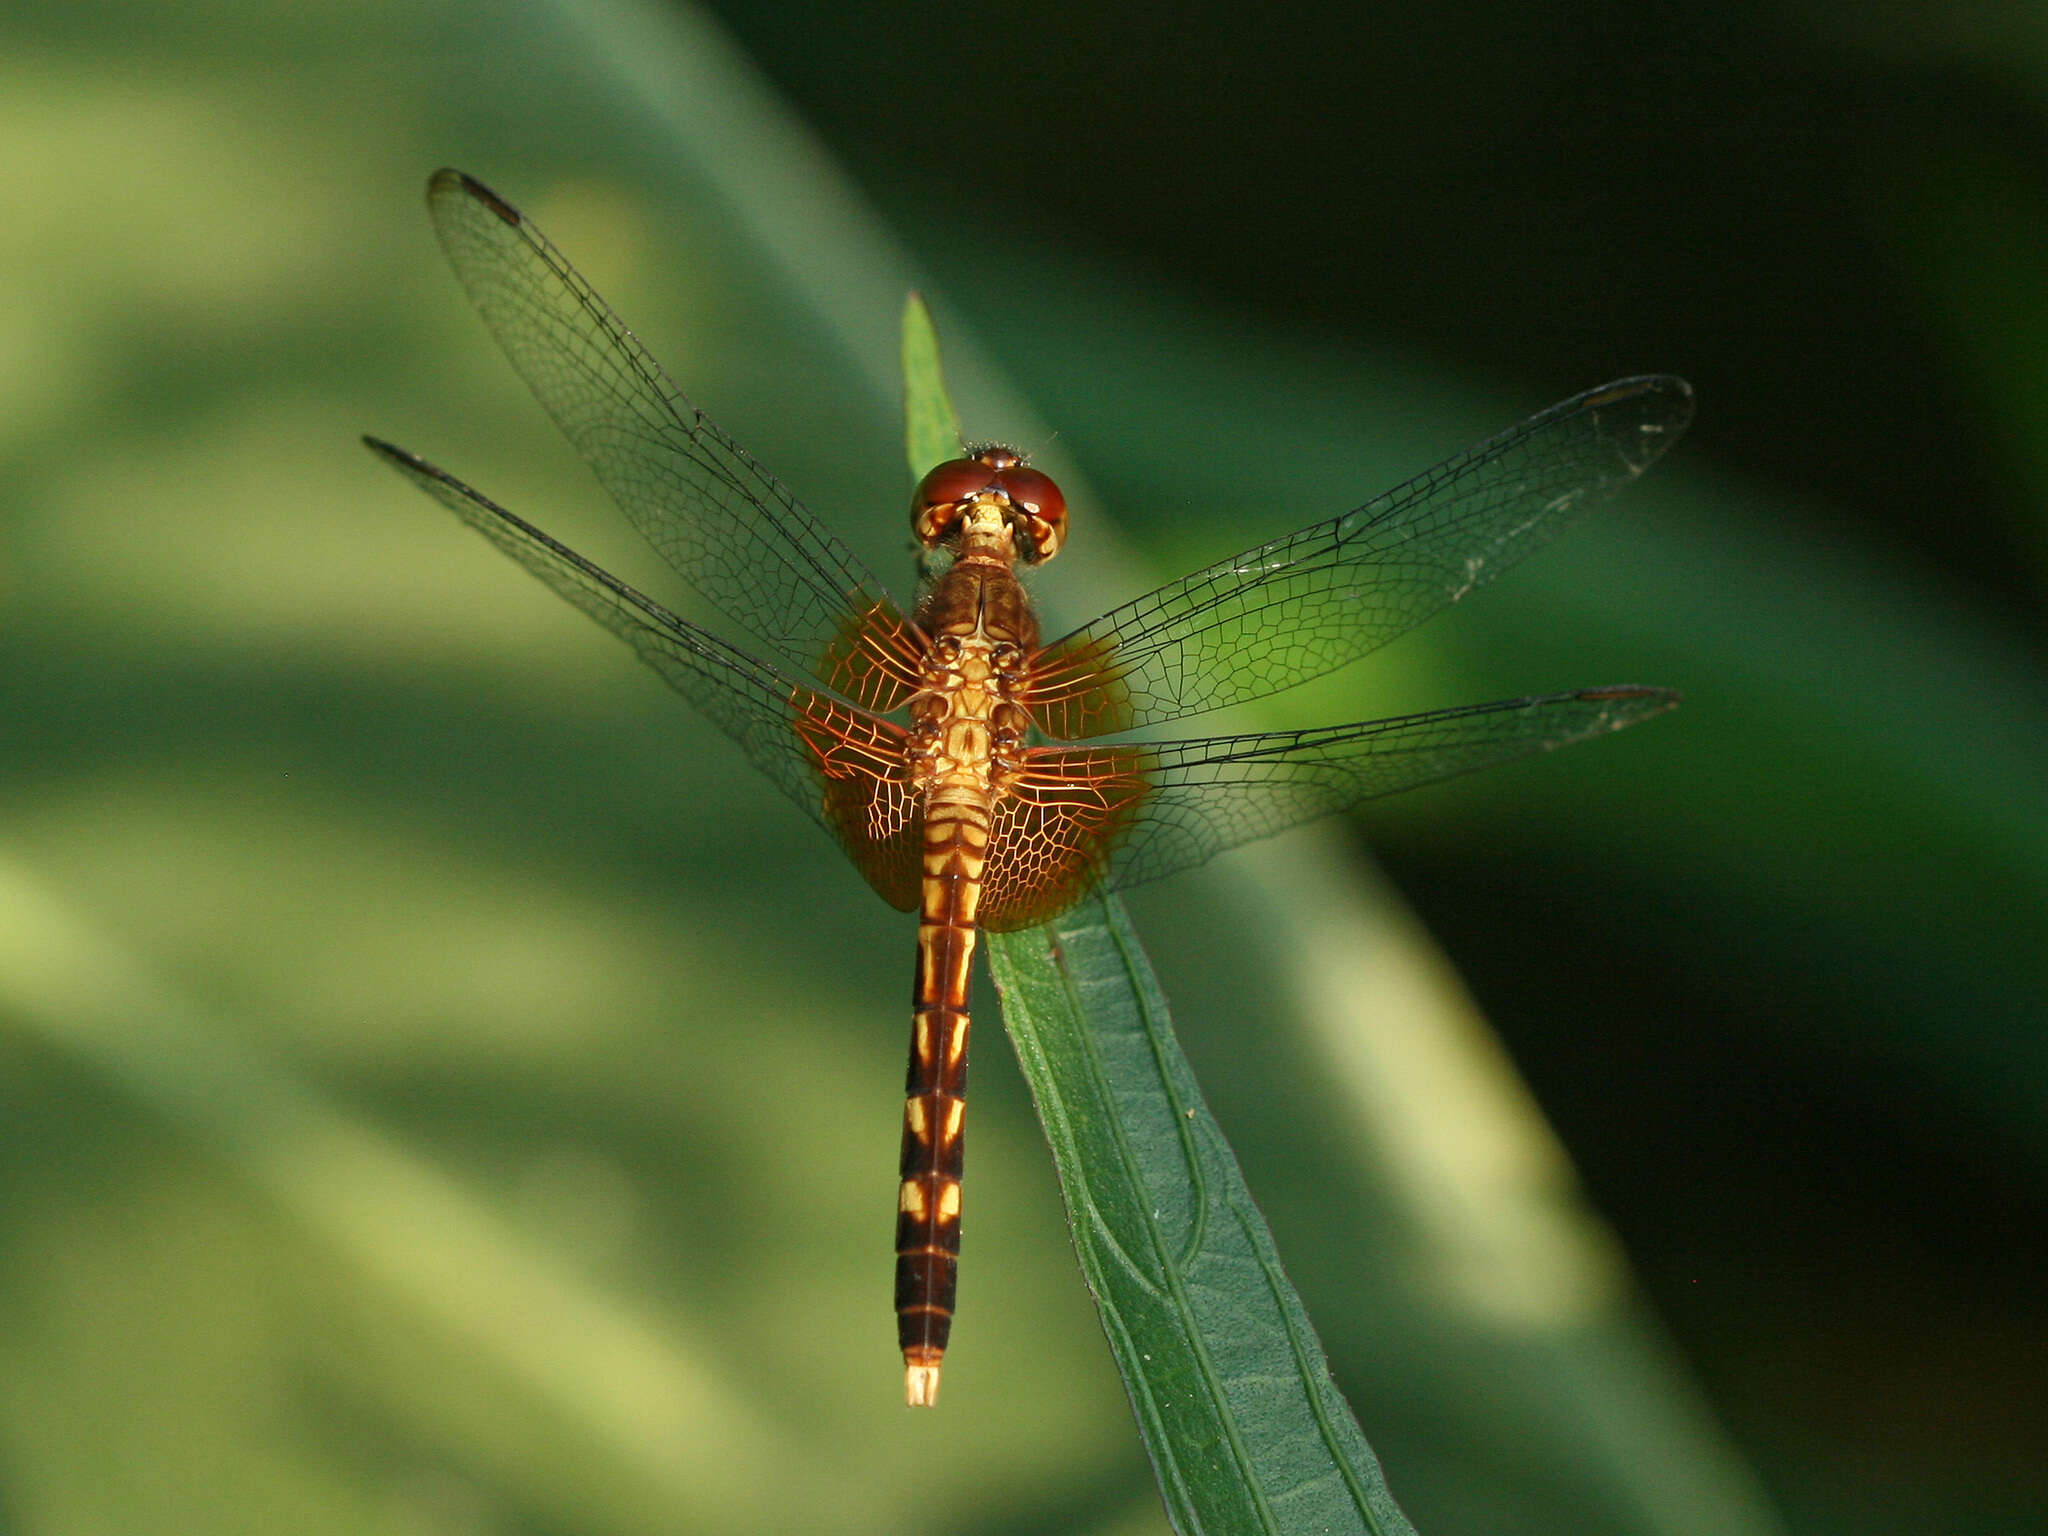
xmin=902 ymin=291 xmax=964 ymax=478
xmin=989 ymin=893 xmax=1420 ymax=1536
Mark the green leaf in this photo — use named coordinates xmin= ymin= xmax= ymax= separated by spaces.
xmin=902 ymin=292 xmax=964 ymax=478
xmin=906 ymin=299 xmax=1416 ymax=1534
xmin=988 ymin=894 xmax=1418 ymax=1536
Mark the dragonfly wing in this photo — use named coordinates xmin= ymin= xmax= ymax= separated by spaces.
xmin=979 ymin=750 xmax=1153 ymax=932
xmin=424 ymin=170 xmax=924 ymax=710
xmin=977 ymin=686 xmax=1677 ymax=927
xmin=1027 ymin=377 xmax=1692 ymax=737
xmin=1104 ymin=687 xmax=1679 ymax=892
xmin=365 ymin=437 xmax=923 ymax=911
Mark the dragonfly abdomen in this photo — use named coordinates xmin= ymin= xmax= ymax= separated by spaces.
xmin=895 ymin=793 xmax=989 ymax=1406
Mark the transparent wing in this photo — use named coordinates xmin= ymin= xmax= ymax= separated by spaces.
xmin=364 ymin=437 xmax=922 ymax=910
xmin=424 ymin=169 xmax=923 ymax=703
xmin=978 ymin=687 xmax=1677 ymax=929
xmin=1027 ymin=377 xmax=1692 ymax=739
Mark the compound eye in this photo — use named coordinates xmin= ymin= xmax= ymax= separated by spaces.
xmin=916 ymin=458 xmax=999 ymax=507
xmin=997 ymin=466 xmax=1068 ymax=562
xmin=911 ymin=458 xmax=998 ymax=545
xmin=994 ymin=466 xmax=1061 ymax=519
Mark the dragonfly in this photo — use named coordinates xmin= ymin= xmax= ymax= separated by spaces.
xmin=365 ymin=169 xmax=1691 ymax=1408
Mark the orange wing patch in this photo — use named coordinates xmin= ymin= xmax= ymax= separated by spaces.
xmin=817 ymin=598 xmax=926 ymax=715
xmin=979 ymin=746 xmax=1153 ymax=932
xmin=1017 ymin=633 xmax=1134 ymax=742
xmin=793 ymin=689 xmax=922 ymax=912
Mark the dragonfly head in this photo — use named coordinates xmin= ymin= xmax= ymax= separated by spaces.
xmin=912 ymin=446 xmax=1067 ymax=564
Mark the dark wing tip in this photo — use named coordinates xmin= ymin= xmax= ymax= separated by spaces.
xmin=1584 ymin=375 xmax=1695 ymax=474
xmin=361 ymin=434 xmax=420 ymax=467
xmin=362 ymin=437 xmax=457 ymax=491
xmin=1568 ymin=684 xmax=1683 ymax=726
xmin=427 ymin=167 xmax=521 ymax=227
xmin=1571 ymin=683 xmax=1681 ymax=703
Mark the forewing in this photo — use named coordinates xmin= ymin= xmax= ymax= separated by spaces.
xmin=1028 ymin=377 xmax=1692 ymax=738
xmin=425 ymin=170 xmax=923 ymax=708
xmin=364 ymin=437 xmax=922 ymax=910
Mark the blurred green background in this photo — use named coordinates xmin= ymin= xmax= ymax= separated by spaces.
xmin=1 ymin=0 xmax=2042 ymax=1533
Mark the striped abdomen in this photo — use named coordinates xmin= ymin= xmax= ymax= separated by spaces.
xmin=896 ymin=791 xmax=988 ymax=1407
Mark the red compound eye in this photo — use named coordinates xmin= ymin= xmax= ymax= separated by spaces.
xmin=911 ymin=458 xmax=999 ymax=545
xmin=997 ymin=466 xmax=1068 ymax=562
xmin=911 ymin=449 xmax=1068 ymax=560
xmin=994 ymin=466 xmax=1063 ymax=522
xmin=913 ymin=458 xmax=999 ymax=511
